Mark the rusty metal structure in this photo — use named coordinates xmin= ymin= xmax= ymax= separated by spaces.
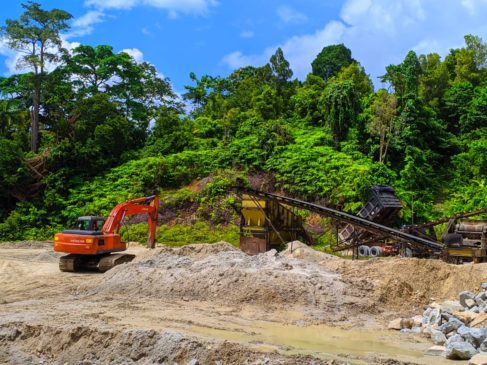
xmin=335 ymin=186 xmax=403 ymax=255
xmin=236 ymin=187 xmax=487 ymax=263
xmin=237 ymin=188 xmax=443 ymax=256
xmin=403 ymin=207 xmax=487 ymax=263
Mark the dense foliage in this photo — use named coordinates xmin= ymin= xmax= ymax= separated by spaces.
xmin=0 ymin=3 xmax=486 ymax=243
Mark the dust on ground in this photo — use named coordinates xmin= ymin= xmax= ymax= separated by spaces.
xmin=1 ymin=240 xmax=483 ymax=364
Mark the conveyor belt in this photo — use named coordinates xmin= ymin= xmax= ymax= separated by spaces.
xmin=239 ymin=188 xmax=444 ymax=252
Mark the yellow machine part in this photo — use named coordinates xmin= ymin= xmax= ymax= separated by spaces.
xmin=241 ymin=195 xmax=267 ymax=227
xmin=447 ymin=247 xmax=475 ymax=257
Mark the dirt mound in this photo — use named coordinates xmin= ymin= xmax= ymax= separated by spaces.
xmin=85 ymin=243 xmax=369 ymax=320
xmin=327 ymin=257 xmax=487 ymax=313
xmin=0 ymin=241 xmax=52 ymax=249
xmin=31 ymin=251 xmax=61 ymax=263
xmin=0 ymin=322 xmax=330 ymax=365
xmin=133 ymin=241 xmax=238 ymax=262
xmin=86 ymin=242 xmax=487 ymax=321
xmin=282 ymin=241 xmax=340 ymax=264
xmin=158 ymin=241 xmax=238 ymax=259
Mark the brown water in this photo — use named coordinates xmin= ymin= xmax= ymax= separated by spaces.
xmin=184 ymin=320 xmax=460 ymax=364
xmin=115 ymin=302 xmax=462 ymax=365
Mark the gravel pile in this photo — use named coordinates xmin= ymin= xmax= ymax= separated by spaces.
xmin=389 ymin=283 xmax=487 ymax=361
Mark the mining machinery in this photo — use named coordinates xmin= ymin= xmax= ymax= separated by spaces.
xmin=54 ymin=195 xmax=159 ymax=272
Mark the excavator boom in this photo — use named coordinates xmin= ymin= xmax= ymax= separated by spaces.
xmin=102 ymin=195 xmax=159 ymax=248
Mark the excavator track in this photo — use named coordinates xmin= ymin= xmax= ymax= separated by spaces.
xmin=98 ymin=254 xmax=135 ymax=273
xmin=59 ymin=253 xmax=135 ymax=273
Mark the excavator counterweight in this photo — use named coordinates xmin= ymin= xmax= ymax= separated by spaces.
xmin=54 ymin=195 xmax=159 ymax=272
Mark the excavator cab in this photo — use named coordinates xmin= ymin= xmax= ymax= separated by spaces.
xmin=64 ymin=216 xmax=105 ymax=234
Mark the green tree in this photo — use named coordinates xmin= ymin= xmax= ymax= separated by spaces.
xmin=1 ymin=1 xmax=72 ymax=152
xmin=0 ymin=99 xmax=29 ymax=137
xmin=464 ymin=86 xmax=487 ymax=132
xmin=418 ymin=53 xmax=449 ymax=108
xmin=321 ymin=80 xmax=359 ymax=148
xmin=145 ymin=108 xmax=194 ymax=156
xmin=311 ymin=44 xmax=355 ymax=81
xmin=0 ymin=138 xmax=26 ymax=207
xmin=64 ymin=44 xmax=176 ymax=126
xmin=464 ymin=34 xmax=487 ymax=70
xmin=332 ymin=62 xmax=373 ymax=98
xmin=440 ymin=82 xmax=474 ymax=133
xmin=292 ymin=74 xmax=327 ymax=125
xmin=269 ymin=47 xmax=293 ymax=85
xmin=454 ymin=49 xmax=480 ymax=84
xmin=64 ymin=44 xmax=125 ymax=96
xmin=367 ymin=90 xmax=398 ymax=163
xmin=381 ymin=51 xmax=421 ymax=106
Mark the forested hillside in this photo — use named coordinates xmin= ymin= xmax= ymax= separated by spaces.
xmin=0 ymin=3 xmax=485 ymax=243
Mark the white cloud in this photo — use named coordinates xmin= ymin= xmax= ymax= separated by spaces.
xmin=221 ymin=51 xmax=255 ymax=70
xmin=85 ymin=0 xmax=137 ymax=9
xmin=461 ymin=0 xmax=487 ymax=15
xmin=222 ymin=21 xmax=346 ymax=79
xmin=121 ymin=48 xmax=144 ymax=63
xmin=85 ymin=0 xmax=217 ymax=16
xmin=67 ymin=10 xmax=105 ymax=38
xmin=0 ymin=37 xmax=17 ymax=74
xmin=277 ymin=6 xmax=308 ymax=24
xmin=222 ymin=0 xmax=487 ymax=85
xmin=240 ymin=30 xmax=254 ymax=39
xmin=72 ymin=10 xmax=105 ymax=29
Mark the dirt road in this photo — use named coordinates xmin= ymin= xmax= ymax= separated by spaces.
xmin=1 ymin=241 xmax=483 ymax=364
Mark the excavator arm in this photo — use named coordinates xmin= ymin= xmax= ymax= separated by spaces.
xmin=102 ymin=195 xmax=159 ymax=248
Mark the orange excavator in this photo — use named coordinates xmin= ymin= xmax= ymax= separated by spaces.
xmin=54 ymin=195 xmax=159 ymax=272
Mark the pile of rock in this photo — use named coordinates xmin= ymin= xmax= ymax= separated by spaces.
xmin=389 ymin=284 xmax=487 ymax=363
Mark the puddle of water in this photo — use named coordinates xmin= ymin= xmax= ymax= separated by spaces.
xmin=184 ymin=321 xmax=463 ymax=364
xmin=118 ymin=309 xmax=461 ymax=365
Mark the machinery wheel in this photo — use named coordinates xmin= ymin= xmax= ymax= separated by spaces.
xmin=370 ymin=246 xmax=382 ymax=257
xmin=358 ymin=245 xmax=370 ymax=257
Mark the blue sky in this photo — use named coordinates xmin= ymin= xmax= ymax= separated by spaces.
xmin=1 ymin=0 xmax=487 ymax=94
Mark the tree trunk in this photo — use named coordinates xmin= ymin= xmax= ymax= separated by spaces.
xmin=31 ymin=81 xmax=40 ymax=152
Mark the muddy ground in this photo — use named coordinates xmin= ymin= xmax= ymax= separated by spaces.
xmin=1 ymin=241 xmax=485 ymax=365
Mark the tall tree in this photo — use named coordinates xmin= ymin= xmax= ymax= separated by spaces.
xmin=269 ymin=47 xmax=293 ymax=85
xmin=1 ymin=1 xmax=72 ymax=152
xmin=62 ymin=44 xmax=176 ymax=135
xmin=381 ymin=51 xmax=422 ymax=106
xmin=367 ymin=90 xmax=398 ymax=163
xmin=464 ymin=34 xmax=487 ymax=70
xmin=311 ymin=44 xmax=355 ymax=81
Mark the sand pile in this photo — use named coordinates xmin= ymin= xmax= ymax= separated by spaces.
xmin=85 ymin=242 xmax=372 ymax=318
xmin=281 ymin=241 xmax=340 ymax=264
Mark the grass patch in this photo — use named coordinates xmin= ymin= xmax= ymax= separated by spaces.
xmin=121 ymin=221 xmax=240 ymax=247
